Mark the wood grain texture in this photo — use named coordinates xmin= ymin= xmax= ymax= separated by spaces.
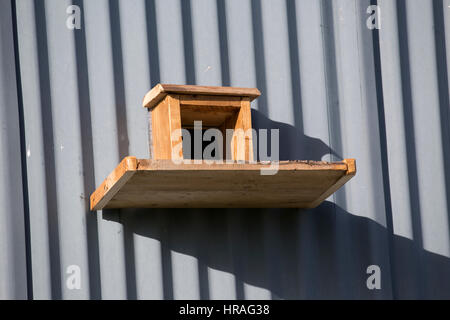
xmin=90 ymin=158 xmax=356 ymax=210
xmin=90 ymin=156 xmax=138 ymax=210
xmin=306 ymin=158 xmax=357 ymax=208
xmin=143 ymin=84 xmax=261 ymax=109
xmin=147 ymin=109 xmax=154 ymax=159
xmin=150 ymin=95 xmax=183 ymax=160
xmin=168 ymin=95 xmax=183 ymax=160
xmin=235 ymin=97 xmax=253 ymax=162
xmin=179 ymin=94 xmax=242 ymax=107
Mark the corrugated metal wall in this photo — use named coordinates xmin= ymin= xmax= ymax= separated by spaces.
xmin=0 ymin=0 xmax=28 ymax=300
xmin=1 ymin=0 xmax=449 ymax=299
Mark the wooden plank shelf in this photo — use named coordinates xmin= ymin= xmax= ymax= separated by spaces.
xmin=90 ymin=157 xmax=356 ymax=210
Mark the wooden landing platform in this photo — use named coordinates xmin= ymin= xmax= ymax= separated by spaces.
xmin=90 ymin=157 xmax=356 ymax=210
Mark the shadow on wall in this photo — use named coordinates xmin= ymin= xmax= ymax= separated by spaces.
xmin=105 ymin=203 xmax=450 ymax=300
xmin=251 ymin=109 xmax=339 ymax=161
xmin=103 ymin=114 xmax=450 ymax=300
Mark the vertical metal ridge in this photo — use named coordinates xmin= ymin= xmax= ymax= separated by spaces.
xmin=370 ymin=0 xmax=397 ymax=299
xmin=10 ymin=0 xmax=33 ymax=300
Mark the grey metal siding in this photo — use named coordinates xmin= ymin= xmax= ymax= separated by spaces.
xmin=0 ymin=0 xmax=28 ymax=300
xmin=1 ymin=0 xmax=449 ymax=299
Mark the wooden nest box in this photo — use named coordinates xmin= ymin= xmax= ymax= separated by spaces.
xmin=90 ymin=84 xmax=356 ymax=210
xmin=143 ymin=84 xmax=260 ymax=162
